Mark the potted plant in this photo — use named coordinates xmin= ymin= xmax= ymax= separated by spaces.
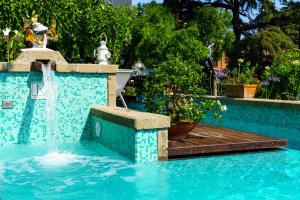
xmin=222 ymin=62 xmax=260 ymax=98
xmin=145 ymin=56 xmax=226 ymax=140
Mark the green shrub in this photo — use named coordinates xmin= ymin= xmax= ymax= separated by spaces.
xmin=0 ymin=0 xmax=135 ymax=63
xmin=222 ymin=62 xmax=260 ymax=85
xmin=144 ymin=56 xmax=225 ymax=124
xmin=259 ymin=49 xmax=300 ymax=100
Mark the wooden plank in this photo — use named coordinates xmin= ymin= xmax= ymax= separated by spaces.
xmin=188 ymin=132 xmax=249 ymax=144
xmin=197 ymin=124 xmax=274 ymax=140
xmin=168 ymin=124 xmax=288 ymax=158
xmin=194 ymin=126 xmax=272 ymax=142
xmin=189 ymin=130 xmax=257 ymax=144
xmin=187 ymin=134 xmax=238 ymax=145
xmin=168 ymin=140 xmax=288 ymax=157
xmin=168 ymin=140 xmax=191 ymax=148
xmin=195 ymin=126 xmax=260 ymax=141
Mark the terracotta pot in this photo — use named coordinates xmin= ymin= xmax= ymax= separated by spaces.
xmin=168 ymin=122 xmax=198 ymax=141
xmin=224 ymin=84 xmax=257 ymax=98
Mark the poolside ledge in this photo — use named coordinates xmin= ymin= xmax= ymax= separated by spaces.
xmin=91 ymin=106 xmax=170 ymax=130
xmin=91 ymin=106 xmax=170 ymax=163
xmin=0 ymin=49 xmax=118 ymax=74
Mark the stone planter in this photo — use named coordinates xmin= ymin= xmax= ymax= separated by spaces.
xmin=224 ymin=84 xmax=258 ymax=98
xmin=168 ymin=122 xmax=198 ymax=141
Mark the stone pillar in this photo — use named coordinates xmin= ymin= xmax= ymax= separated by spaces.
xmin=212 ymin=80 xmax=218 ymax=96
xmin=158 ymin=129 xmax=168 ymax=160
xmin=107 ymin=74 xmax=116 ymax=107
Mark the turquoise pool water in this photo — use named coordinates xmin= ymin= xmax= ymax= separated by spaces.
xmin=1 ymin=142 xmax=300 ymax=199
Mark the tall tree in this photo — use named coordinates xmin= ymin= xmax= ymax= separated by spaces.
xmin=228 ymin=1 xmax=299 ymax=70
xmin=164 ymin=0 xmax=281 ymax=41
xmin=274 ymin=1 xmax=300 ymax=48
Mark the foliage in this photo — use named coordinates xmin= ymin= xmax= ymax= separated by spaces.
xmin=165 ymin=0 xmax=280 ymax=41
xmin=1 ymin=30 xmax=25 ymax=62
xmin=172 ymin=0 xmax=299 ymax=70
xmin=189 ymin=7 xmax=234 ymax=60
xmin=273 ymin=1 xmax=300 ymax=48
xmin=258 ymin=49 xmax=300 ymax=100
xmin=222 ymin=61 xmax=260 ymax=85
xmin=132 ymin=3 xmax=176 ymax=67
xmin=133 ymin=3 xmax=235 ymax=105
xmin=136 ymin=4 xmax=219 ymax=122
xmin=144 ymin=56 xmax=225 ymax=124
xmin=131 ymin=4 xmax=234 ymax=68
xmin=124 ymin=79 xmax=138 ymax=96
xmin=130 ymin=3 xmax=209 ymax=68
xmin=0 ymin=0 xmax=134 ymax=63
xmin=251 ymin=27 xmax=295 ymax=60
xmin=121 ymin=2 xmax=175 ymax=68
xmin=124 ymin=86 xmax=137 ymax=96
xmin=227 ymin=26 xmax=296 ymax=72
xmin=87 ymin=5 xmax=136 ymax=63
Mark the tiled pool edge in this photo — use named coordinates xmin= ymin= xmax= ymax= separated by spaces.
xmin=91 ymin=106 xmax=170 ymax=163
xmin=204 ymin=97 xmax=300 ymax=148
xmin=125 ymin=97 xmax=300 ymax=148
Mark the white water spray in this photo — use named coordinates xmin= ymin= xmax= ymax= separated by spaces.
xmin=37 ymin=63 xmax=78 ymax=167
xmin=42 ymin=63 xmax=58 ymax=151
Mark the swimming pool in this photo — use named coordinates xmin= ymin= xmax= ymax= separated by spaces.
xmin=1 ymin=141 xmax=300 ymax=200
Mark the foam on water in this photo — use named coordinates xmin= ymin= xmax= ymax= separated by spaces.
xmin=34 ymin=151 xmax=128 ymax=168
xmin=35 ymin=152 xmax=78 ymax=167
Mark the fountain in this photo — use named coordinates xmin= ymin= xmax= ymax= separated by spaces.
xmin=0 ymin=16 xmax=168 ymax=167
xmin=24 ymin=12 xmax=63 ymax=156
xmin=41 ymin=61 xmax=58 ymax=151
xmin=23 ymin=17 xmax=59 ymax=150
xmin=37 ymin=61 xmax=82 ymax=167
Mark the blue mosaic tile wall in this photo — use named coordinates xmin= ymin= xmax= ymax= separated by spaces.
xmin=204 ymin=99 xmax=300 ymax=149
xmin=91 ymin=116 xmax=158 ymax=163
xmin=0 ymin=72 xmax=107 ymax=146
xmin=135 ymin=129 xmax=158 ymax=163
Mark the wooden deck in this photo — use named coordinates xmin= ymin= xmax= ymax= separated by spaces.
xmin=168 ymin=124 xmax=288 ymax=158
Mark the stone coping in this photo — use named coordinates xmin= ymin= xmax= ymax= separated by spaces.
xmin=58 ymin=64 xmax=118 ymax=73
xmin=91 ymin=106 xmax=171 ymax=130
xmin=205 ymin=96 xmax=300 ymax=109
xmin=0 ymin=62 xmax=118 ymax=74
xmin=0 ymin=49 xmax=118 ymax=74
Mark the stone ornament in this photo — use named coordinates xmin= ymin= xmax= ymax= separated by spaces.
xmin=24 ymin=15 xmax=57 ymax=48
xmin=94 ymin=33 xmax=111 ymax=65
